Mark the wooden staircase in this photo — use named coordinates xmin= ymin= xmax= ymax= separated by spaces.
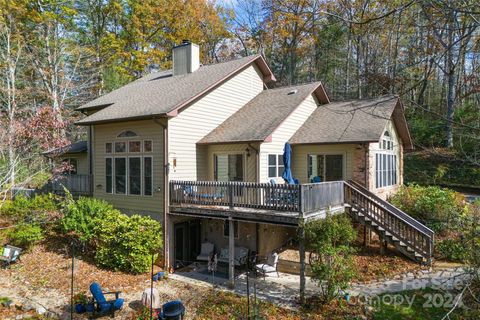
xmin=344 ymin=181 xmax=435 ymax=265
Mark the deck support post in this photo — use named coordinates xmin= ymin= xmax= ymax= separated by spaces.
xmin=380 ymin=238 xmax=387 ymax=255
xmin=363 ymin=225 xmax=371 ymax=247
xmin=228 ymin=217 xmax=235 ymax=289
xmin=298 ymin=218 xmax=306 ymax=305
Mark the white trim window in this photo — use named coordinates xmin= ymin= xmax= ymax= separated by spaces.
xmin=114 ymin=157 xmax=127 ymax=194
xmin=268 ymin=154 xmax=284 ymax=179
xmin=105 ymin=131 xmax=154 ymax=196
xmin=144 ymin=156 xmax=153 ymax=196
xmin=375 ymin=131 xmax=397 ymax=188
xmin=105 ymin=157 xmax=113 ymax=193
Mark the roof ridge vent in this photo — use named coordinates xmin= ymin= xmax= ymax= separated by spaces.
xmin=287 ymin=89 xmax=298 ymax=95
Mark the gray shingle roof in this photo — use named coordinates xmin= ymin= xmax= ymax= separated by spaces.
xmin=43 ymin=141 xmax=88 ymax=156
xmin=76 ymin=55 xmax=274 ymax=125
xmin=289 ymin=95 xmax=402 ymax=145
xmin=198 ymin=82 xmax=324 ymax=144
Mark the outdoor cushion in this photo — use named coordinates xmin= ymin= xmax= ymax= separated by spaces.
xmin=218 ymin=247 xmax=249 ymax=266
xmin=256 ymin=264 xmax=276 ymax=273
xmin=2 ymin=247 xmax=10 ymax=258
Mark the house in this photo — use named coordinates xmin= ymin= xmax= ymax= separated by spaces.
xmin=42 ymin=141 xmax=92 ymax=196
xmin=70 ymin=41 xmax=433 ymax=299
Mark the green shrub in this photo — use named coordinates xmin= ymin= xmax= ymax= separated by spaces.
xmin=60 ymin=196 xmax=118 ymax=243
xmin=0 ymin=194 xmax=59 ymax=222
xmin=94 ymin=212 xmax=163 ymax=274
xmin=436 ymin=239 xmax=467 ymax=262
xmin=389 ymin=185 xmax=468 ymax=234
xmin=7 ymin=223 xmax=44 ymax=248
xmin=306 ymin=213 xmax=357 ymax=303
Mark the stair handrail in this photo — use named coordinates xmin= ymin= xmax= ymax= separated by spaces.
xmin=344 ymin=181 xmax=434 ymax=262
xmin=346 ymin=180 xmax=435 ymax=238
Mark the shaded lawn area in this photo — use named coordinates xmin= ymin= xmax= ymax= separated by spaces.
xmin=372 ymin=288 xmax=478 ymax=320
xmin=196 ymin=291 xmax=367 ymax=320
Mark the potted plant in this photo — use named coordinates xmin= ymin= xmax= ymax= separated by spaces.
xmin=73 ymin=292 xmax=88 ymax=314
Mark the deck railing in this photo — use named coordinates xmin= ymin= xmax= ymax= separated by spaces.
xmin=169 ymin=180 xmax=344 ymax=213
xmin=44 ymin=174 xmax=93 ymax=196
xmin=344 ymin=181 xmax=434 ymax=263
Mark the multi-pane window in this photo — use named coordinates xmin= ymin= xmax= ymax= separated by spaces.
xmin=307 ymin=154 xmax=343 ymax=182
xmin=375 ymin=131 xmax=397 ymax=188
xmin=115 ymin=158 xmax=127 ymax=194
xmin=129 ymin=157 xmax=142 ymax=195
xmin=106 ymin=131 xmax=153 ymax=196
xmin=214 ymin=154 xmax=244 ymax=182
xmin=144 ymin=157 xmax=153 ymax=196
xmin=268 ymin=154 xmax=284 ymax=178
xmin=106 ymin=158 xmax=113 ymax=193
xmin=223 ymin=220 xmax=239 ymax=238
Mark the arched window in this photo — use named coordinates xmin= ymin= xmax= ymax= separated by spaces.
xmin=376 ymin=131 xmax=397 ymax=188
xmin=117 ymin=130 xmax=138 ymax=138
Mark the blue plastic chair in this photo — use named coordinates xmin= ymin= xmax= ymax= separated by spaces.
xmin=312 ymin=176 xmax=321 ymax=183
xmin=159 ymin=300 xmax=185 ymax=320
xmin=89 ymin=282 xmax=124 ymax=317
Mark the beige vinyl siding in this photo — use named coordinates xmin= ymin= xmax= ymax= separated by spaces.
xmin=92 ymin=119 xmax=165 ymax=217
xmin=168 ymin=64 xmax=265 ymax=181
xmin=62 ymin=153 xmax=88 ymax=175
xmin=368 ymin=120 xmax=403 ymax=199
xmin=259 ymin=94 xmax=318 ymax=182
xmin=205 ymin=143 xmax=259 ymax=182
xmin=291 ymin=144 xmax=356 ymax=183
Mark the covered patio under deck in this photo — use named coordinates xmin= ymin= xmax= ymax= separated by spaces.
xmin=169 ymin=180 xmax=345 ymax=302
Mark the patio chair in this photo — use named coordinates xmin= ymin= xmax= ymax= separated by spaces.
xmin=89 ymin=282 xmax=124 ymax=318
xmin=196 ymin=242 xmax=214 ymax=262
xmin=217 ymin=247 xmax=249 ymax=266
xmin=255 ymin=252 xmax=279 ymax=279
xmin=0 ymin=245 xmax=22 ymax=268
xmin=311 ymin=176 xmax=321 ymax=183
xmin=158 ymin=300 xmax=185 ymax=320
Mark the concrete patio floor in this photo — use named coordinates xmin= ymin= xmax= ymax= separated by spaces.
xmin=169 ymin=263 xmax=469 ymax=309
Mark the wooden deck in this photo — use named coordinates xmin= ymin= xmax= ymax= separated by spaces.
xmin=43 ymin=174 xmax=93 ymax=196
xmin=169 ymin=180 xmax=345 ymax=225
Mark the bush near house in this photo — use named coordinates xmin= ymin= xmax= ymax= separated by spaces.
xmin=306 ymin=213 xmax=357 ymax=303
xmin=94 ymin=212 xmax=163 ymax=274
xmin=389 ymin=184 xmax=468 ymax=234
xmin=7 ymin=223 xmax=44 ymax=248
xmin=0 ymin=193 xmax=59 ymax=222
xmin=59 ymin=195 xmax=163 ymax=274
xmin=60 ymin=195 xmax=118 ymax=244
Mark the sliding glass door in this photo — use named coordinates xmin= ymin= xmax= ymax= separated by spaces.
xmin=308 ymin=154 xmax=344 ymax=182
xmin=214 ymin=154 xmax=244 ymax=182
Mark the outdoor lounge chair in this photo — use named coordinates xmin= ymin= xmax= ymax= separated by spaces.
xmin=255 ymin=252 xmax=279 ymax=279
xmin=89 ymin=282 xmax=124 ymax=318
xmin=217 ymin=247 xmax=249 ymax=266
xmin=196 ymin=242 xmax=214 ymax=262
xmin=0 ymin=245 xmax=22 ymax=268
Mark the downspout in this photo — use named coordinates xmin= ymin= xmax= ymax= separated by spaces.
xmin=154 ymin=118 xmax=170 ymax=270
xmin=248 ymin=143 xmax=260 ymax=254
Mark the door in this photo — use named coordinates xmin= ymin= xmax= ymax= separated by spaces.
xmin=214 ymin=154 xmax=244 ymax=182
xmin=174 ymin=220 xmax=202 ymax=267
xmin=174 ymin=223 xmax=187 ymax=266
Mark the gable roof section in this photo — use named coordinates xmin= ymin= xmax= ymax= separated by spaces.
xmin=76 ymin=55 xmax=275 ymax=125
xmin=43 ymin=141 xmax=88 ymax=156
xmin=289 ymin=95 xmax=413 ymax=150
xmin=198 ymin=82 xmax=328 ymax=144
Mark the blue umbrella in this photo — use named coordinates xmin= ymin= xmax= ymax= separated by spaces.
xmin=282 ymin=142 xmax=296 ymax=184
